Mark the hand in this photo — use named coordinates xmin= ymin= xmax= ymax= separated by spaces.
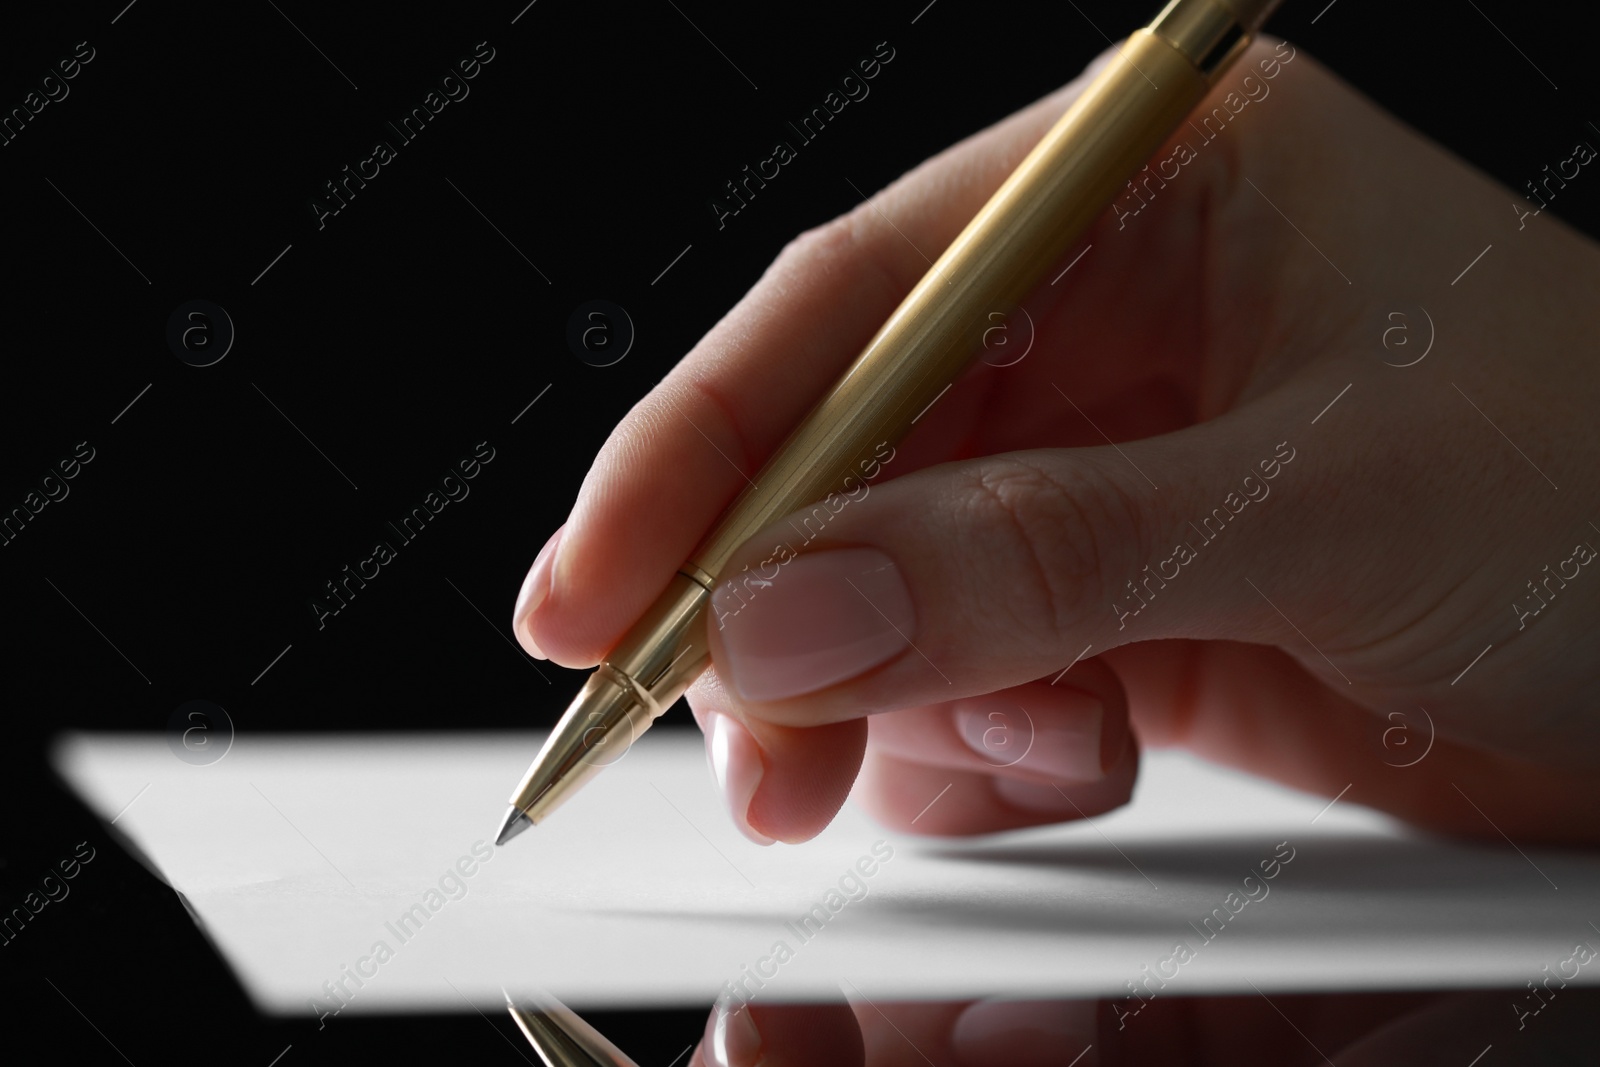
xmin=684 ymin=988 xmax=1600 ymax=1067
xmin=512 ymin=37 xmax=1600 ymax=845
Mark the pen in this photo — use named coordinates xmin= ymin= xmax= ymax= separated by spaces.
xmin=496 ymin=0 xmax=1281 ymax=846
xmin=504 ymin=989 xmax=641 ymax=1067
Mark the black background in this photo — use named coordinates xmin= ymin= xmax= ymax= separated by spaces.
xmin=2 ymin=0 xmax=1597 ymax=1062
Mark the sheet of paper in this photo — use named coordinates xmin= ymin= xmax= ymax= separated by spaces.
xmin=53 ymin=730 xmax=1600 ymax=1015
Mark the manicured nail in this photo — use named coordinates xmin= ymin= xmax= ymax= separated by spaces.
xmin=705 ymin=712 xmax=774 ymax=845
xmin=703 ymin=996 xmax=762 ymax=1067
xmin=712 ymin=547 xmax=914 ymax=702
xmin=951 ymin=998 xmax=1097 ymax=1067
xmin=512 ymin=525 xmax=564 ymax=659
xmin=956 ymin=693 xmax=1105 ymax=781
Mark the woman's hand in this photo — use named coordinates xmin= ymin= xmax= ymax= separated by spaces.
xmin=684 ymin=988 xmax=1598 ymax=1067
xmin=512 ymin=38 xmax=1600 ymax=845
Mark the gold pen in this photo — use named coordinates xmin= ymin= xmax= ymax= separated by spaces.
xmin=496 ymin=0 xmax=1281 ymax=846
xmin=504 ymin=989 xmax=641 ymax=1067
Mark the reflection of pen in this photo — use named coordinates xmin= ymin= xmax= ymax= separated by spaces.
xmin=496 ymin=0 xmax=1281 ymax=845
xmin=504 ymin=989 xmax=640 ymax=1067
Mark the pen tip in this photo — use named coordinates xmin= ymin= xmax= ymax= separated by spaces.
xmin=495 ymin=805 xmax=531 ymax=846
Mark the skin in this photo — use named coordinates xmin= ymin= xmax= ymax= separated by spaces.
xmin=683 ymin=989 xmax=1600 ymax=1067
xmin=514 ymin=35 xmax=1600 ymax=857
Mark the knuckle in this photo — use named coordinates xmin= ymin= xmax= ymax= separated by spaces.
xmin=956 ymin=457 xmax=1133 ymax=646
xmin=775 ymin=207 xmax=910 ymax=294
xmin=777 ymin=215 xmax=851 ymax=266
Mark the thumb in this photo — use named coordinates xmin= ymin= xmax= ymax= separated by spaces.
xmin=686 ymin=381 xmax=1336 ymax=842
xmin=703 ymin=383 xmax=1325 ymax=725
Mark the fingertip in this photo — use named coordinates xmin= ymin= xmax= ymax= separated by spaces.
xmin=688 ymin=673 xmax=869 ymax=845
xmin=858 ymin=664 xmax=1138 ymax=833
xmin=854 ymin=757 xmax=1012 ymax=835
xmin=989 ymin=724 xmax=1138 ymax=820
xmin=704 ymin=711 xmax=776 ymax=846
xmin=953 ymin=687 xmax=1115 ymax=783
xmin=747 ymin=718 xmax=869 ymax=844
xmin=512 ymin=524 xmax=564 ymax=661
xmin=706 ymin=546 xmax=916 ymax=704
xmin=701 ymin=1001 xmax=864 ymax=1067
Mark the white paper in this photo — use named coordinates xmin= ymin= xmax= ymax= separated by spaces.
xmin=53 ymin=730 xmax=1600 ymax=1016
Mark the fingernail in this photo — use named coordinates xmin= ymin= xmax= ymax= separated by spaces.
xmin=702 ymin=996 xmax=762 ymax=1067
xmin=712 ymin=547 xmax=914 ymax=702
xmin=951 ymin=998 xmax=1097 ymax=1067
xmin=992 ymin=776 xmax=1080 ymax=813
xmin=956 ymin=694 xmax=1105 ymax=781
xmin=513 ymin=525 xmax=565 ymax=659
xmin=705 ymin=712 xmax=774 ymax=845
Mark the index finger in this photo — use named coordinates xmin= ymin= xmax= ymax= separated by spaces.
xmin=518 ymin=61 xmax=1111 ymax=667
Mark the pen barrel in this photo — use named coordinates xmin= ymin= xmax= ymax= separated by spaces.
xmin=687 ymin=27 xmax=1217 ymax=579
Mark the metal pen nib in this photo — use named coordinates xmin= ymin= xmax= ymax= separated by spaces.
xmin=495 ymin=806 xmax=532 ymax=846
